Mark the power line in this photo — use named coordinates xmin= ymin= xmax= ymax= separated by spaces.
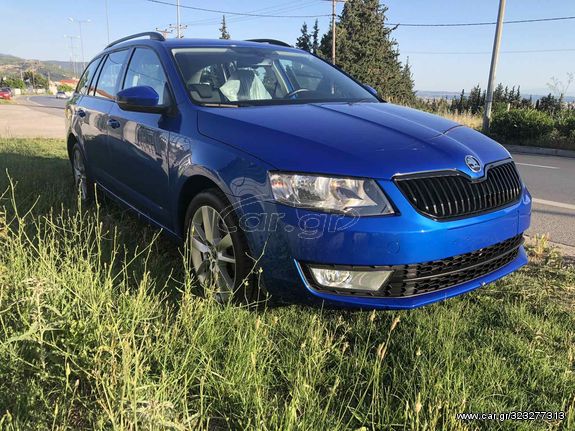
xmin=405 ymin=48 xmax=575 ymax=55
xmin=144 ymin=0 xmax=331 ymax=18
xmin=182 ymin=1 xmax=319 ymax=26
xmin=389 ymin=15 xmax=575 ymax=27
xmin=144 ymin=1 xmax=575 ymax=26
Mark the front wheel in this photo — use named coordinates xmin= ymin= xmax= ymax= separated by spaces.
xmin=185 ymin=189 xmax=264 ymax=304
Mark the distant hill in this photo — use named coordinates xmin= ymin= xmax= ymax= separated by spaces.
xmin=417 ymin=90 xmax=575 ymax=103
xmin=0 ymin=53 xmax=76 ymax=81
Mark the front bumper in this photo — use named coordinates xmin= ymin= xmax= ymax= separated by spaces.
xmin=239 ymin=182 xmax=531 ymax=309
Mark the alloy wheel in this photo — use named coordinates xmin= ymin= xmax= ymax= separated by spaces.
xmin=189 ymin=205 xmax=237 ymax=301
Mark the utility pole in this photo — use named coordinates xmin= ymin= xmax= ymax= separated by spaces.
xmin=323 ymin=0 xmax=345 ymax=64
xmin=104 ymin=0 xmax=111 ymax=44
xmin=69 ymin=18 xmax=91 ymax=71
xmin=332 ymin=0 xmax=337 ymax=64
xmin=176 ymin=0 xmax=181 ymax=37
xmin=167 ymin=0 xmax=187 ymax=38
xmin=156 ymin=27 xmax=174 ymax=39
xmin=64 ymin=35 xmax=80 ymax=77
xmin=482 ymin=0 xmax=506 ymax=133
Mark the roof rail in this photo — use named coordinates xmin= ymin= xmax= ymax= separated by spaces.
xmin=246 ymin=39 xmax=292 ymax=48
xmin=106 ymin=32 xmax=165 ymax=49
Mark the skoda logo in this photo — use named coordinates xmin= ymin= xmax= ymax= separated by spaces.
xmin=465 ymin=155 xmax=481 ymax=173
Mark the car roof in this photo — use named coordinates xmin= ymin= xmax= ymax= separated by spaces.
xmin=100 ymin=37 xmax=300 ymax=56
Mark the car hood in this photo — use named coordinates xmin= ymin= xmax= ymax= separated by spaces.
xmin=197 ymin=102 xmax=511 ymax=180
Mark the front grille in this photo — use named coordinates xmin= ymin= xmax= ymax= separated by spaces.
xmin=395 ymin=161 xmax=523 ymax=220
xmin=304 ymin=234 xmax=523 ymax=298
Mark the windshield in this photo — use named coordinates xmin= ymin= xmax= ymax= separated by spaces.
xmin=172 ymin=47 xmax=378 ymax=106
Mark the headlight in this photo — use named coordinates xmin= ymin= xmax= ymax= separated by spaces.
xmin=269 ymin=172 xmax=394 ymax=216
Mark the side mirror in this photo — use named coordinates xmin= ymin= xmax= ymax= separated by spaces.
xmin=116 ymin=86 xmax=167 ymax=113
xmin=363 ymin=84 xmax=378 ymax=97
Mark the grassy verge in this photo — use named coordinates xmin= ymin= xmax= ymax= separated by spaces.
xmin=0 ymin=138 xmax=574 ymax=430
xmin=438 ymin=112 xmax=575 ymax=151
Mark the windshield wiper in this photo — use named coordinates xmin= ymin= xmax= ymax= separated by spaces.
xmin=350 ymin=98 xmax=380 ymax=104
xmin=200 ymin=102 xmax=246 ymax=108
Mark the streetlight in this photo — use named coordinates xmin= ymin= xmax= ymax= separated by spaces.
xmin=69 ymin=18 xmax=91 ymax=71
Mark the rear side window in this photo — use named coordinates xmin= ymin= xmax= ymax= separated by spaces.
xmin=76 ymin=58 xmax=102 ymax=95
xmin=123 ymin=48 xmax=171 ymax=105
xmin=94 ymin=50 xmax=129 ymax=100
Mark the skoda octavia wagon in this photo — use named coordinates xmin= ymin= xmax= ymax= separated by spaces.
xmin=65 ymin=32 xmax=531 ymax=309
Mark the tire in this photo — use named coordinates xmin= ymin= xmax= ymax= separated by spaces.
xmin=184 ymin=188 xmax=264 ymax=305
xmin=71 ymin=144 xmax=95 ymax=203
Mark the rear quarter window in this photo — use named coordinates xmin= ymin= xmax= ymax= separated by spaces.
xmin=76 ymin=58 xmax=102 ymax=95
xmin=93 ymin=50 xmax=130 ymax=100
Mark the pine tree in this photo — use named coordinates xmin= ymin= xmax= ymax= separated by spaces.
xmin=311 ymin=19 xmax=320 ymax=54
xmin=493 ymin=83 xmax=505 ymax=103
xmin=219 ymin=15 xmax=230 ymax=40
xmin=319 ymin=0 xmax=415 ymax=104
xmin=469 ymin=84 xmax=482 ymax=114
xmin=318 ymin=24 xmax=333 ymax=60
xmin=457 ymin=89 xmax=466 ymax=113
xmin=296 ymin=22 xmax=312 ymax=52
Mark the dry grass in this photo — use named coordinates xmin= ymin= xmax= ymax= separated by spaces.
xmin=439 ymin=112 xmax=483 ymax=130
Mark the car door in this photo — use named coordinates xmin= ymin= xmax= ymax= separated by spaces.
xmin=71 ymin=57 xmax=108 ymax=179
xmin=87 ymin=49 xmax=131 ymax=188
xmin=106 ymin=47 xmax=175 ymax=227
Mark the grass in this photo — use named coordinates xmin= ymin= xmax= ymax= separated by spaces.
xmin=437 ymin=111 xmax=575 ymax=151
xmin=0 ymin=138 xmax=574 ymax=430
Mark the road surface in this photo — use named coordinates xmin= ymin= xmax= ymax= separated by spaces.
xmin=0 ymin=95 xmax=65 ymax=138
xmin=514 ymin=153 xmax=575 ymax=248
xmin=5 ymin=96 xmax=575 ymax=248
xmin=18 ymin=95 xmax=67 ymax=117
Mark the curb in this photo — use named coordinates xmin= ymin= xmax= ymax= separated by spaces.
xmin=505 ymin=144 xmax=575 ymax=159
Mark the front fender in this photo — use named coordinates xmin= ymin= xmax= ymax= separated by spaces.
xmin=168 ymin=132 xmax=275 ymax=238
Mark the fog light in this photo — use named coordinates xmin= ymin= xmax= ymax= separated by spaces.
xmin=309 ymin=266 xmax=393 ymax=292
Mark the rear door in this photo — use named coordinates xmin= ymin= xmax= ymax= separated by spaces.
xmin=71 ymin=57 xmax=104 ymax=177
xmin=106 ymin=47 xmax=175 ymax=226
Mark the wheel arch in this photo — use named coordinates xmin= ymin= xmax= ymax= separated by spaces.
xmin=176 ymin=174 xmax=227 ymax=238
xmin=66 ymin=133 xmax=77 ymax=162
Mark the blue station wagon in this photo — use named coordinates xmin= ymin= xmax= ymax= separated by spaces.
xmin=66 ymin=32 xmax=532 ymax=309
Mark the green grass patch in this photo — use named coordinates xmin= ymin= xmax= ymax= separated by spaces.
xmin=0 ymin=138 xmax=574 ymax=430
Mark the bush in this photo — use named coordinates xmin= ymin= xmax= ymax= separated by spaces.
xmin=556 ymin=114 xmax=575 ymax=137
xmin=490 ymin=109 xmax=554 ymax=141
xmin=57 ymin=84 xmax=75 ymax=93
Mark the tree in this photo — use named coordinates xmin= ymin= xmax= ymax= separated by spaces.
xmin=296 ymin=22 xmax=312 ymax=52
xmin=57 ymin=83 xmax=75 ymax=92
xmin=468 ymin=84 xmax=483 ymax=114
xmin=311 ymin=19 xmax=320 ymax=54
xmin=318 ymin=24 xmax=332 ymax=60
xmin=537 ymin=93 xmax=562 ymax=115
xmin=319 ymin=0 xmax=415 ymax=104
xmin=219 ymin=15 xmax=230 ymax=40
xmin=23 ymin=71 xmax=48 ymax=89
xmin=1 ymin=76 xmax=25 ymax=89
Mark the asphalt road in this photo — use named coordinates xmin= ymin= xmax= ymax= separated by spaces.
xmin=14 ymin=96 xmax=575 ymax=248
xmin=17 ymin=95 xmax=67 ymax=117
xmin=514 ymin=153 xmax=575 ymax=247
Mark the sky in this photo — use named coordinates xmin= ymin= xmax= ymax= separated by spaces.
xmin=1 ymin=0 xmax=574 ymax=95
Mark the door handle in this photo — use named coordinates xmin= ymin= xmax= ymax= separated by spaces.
xmin=107 ymin=118 xmax=121 ymax=129
xmin=76 ymin=108 xmax=86 ymax=118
